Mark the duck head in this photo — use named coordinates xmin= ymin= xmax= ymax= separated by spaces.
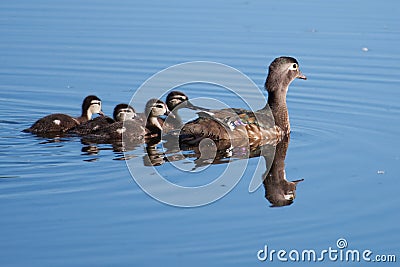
xmin=265 ymin=56 xmax=306 ymax=93
xmin=81 ymin=95 xmax=104 ymax=120
xmin=166 ymin=91 xmax=190 ymax=111
xmin=145 ymin=99 xmax=172 ymax=118
xmin=113 ymin=104 xmax=136 ymax=122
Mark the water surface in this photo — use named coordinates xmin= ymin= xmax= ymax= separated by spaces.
xmin=1 ymin=0 xmax=400 ymax=266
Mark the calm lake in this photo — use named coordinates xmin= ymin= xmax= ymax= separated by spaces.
xmin=1 ymin=0 xmax=399 ymax=266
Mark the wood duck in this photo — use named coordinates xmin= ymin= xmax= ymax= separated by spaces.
xmin=162 ymin=91 xmax=209 ymax=132
xmin=68 ymin=103 xmax=136 ymax=135
xmin=143 ymin=99 xmax=173 ymax=139
xmin=179 ymin=57 xmax=306 ymax=144
xmin=23 ymin=95 xmax=104 ymax=134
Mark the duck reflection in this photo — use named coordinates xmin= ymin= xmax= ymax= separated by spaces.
xmin=143 ymin=144 xmax=165 ymax=166
xmin=160 ymin=134 xmax=303 ymax=207
xmin=263 ymin=136 xmax=303 ymax=207
xmin=76 ymin=112 xmax=303 ymax=207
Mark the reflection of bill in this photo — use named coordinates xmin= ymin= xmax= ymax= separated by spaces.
xmin=263 ymin=136 xmax=303 ymax=207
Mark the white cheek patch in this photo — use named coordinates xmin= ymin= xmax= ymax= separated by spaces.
xmin=116 ymin=127 xmax=126 ymax=134
xmin=171 ymin=96 xmax=187 ymax=103
xmin=284 ymin=193 xmax=294 ymax=200
xmin=119 ymin=108 xmax=135 ymax=115
xmin=89 ymin=101 xmax=102 ymax=114
xmin=152 ymin=106 xmax=166 ymax=116
xmin=53 ymin=119 xmax=61 ymax=125
xmin=288 ymin=64 xmax=298 ymax=71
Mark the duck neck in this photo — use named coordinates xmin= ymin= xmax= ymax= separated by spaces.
xmin=85 ymin=109 xmax=93 ymax=121
xmin=146 ymin=116 xmax=163 ymax=136
xmin=170 ymin=110 xmax=182 ymax=127
xmin=265 ymin=85 xmax=290 ymax=134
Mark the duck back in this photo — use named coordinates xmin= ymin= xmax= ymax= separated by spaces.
xmin=83 ymin=119 xmax=145 ymax=143
xmin=23 ymin=113 xmax=79 ymax=134
xmin=68 ymin=116 xmax=115 ymax=135
xmin=179 ymin=107 xmax=281 ymax=145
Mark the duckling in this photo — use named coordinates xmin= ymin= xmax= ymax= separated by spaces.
xmin=113 ymin=103 xmax=137 ymax=122
xmin=23 ymin=95 xmax=104 ymax=134
xmin=179 ymin=57 xmax=306 ymax=144
xmin=84 ymin=99 xmax=171 ymax=143
xmin=68 ymin=103 xmax=136 ymax=135
xmin=162 ymin=91 xmax=209 ymax=132
xmin=143 ymin=98 xmax=173 ymax=139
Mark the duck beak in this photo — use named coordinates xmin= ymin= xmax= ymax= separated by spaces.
xmin=297 ymin=72 xmax=307 ymax=80
xmin=292 ymin=178 xmax=304 ymax=185
xmin=185 ymin=101 xmax=196 ymax=109
xmin=98 ymin=110 xmax=105 ymax=116
xmin=186 ymin=101 xmax=211 ymax=112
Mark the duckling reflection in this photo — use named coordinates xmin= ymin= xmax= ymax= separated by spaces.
xmin=143 ymin=139 xmax=186 ymax=166
xmin=263 ymin=136 xmax=303 ymax=207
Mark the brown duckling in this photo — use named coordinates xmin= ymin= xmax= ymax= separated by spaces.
xmin=179 ymin=57 xmax=306 ymax=144
xmin=23 ymin=95 xmax=104 ymax=134
xmin=68 ymin=103 xmax=136 ymax=135
xmin=162 ymin=90 xmax=209 ymax=132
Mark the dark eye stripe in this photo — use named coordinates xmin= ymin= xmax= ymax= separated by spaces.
xmin=119 ymin=108 xmax=134 ymax=113
xmin=172 ymin=96 xmax=187 ymax=101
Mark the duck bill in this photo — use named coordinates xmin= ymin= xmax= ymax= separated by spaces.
xmin=292 ymin=178 xmax=304 ymax=185
xmin=98 ymin=110 xmax=105 ymax=116
xmin=297 ymin=72 xmax=307 ymax=80
xmin=186 ymin=101 xmax=210 ymax=112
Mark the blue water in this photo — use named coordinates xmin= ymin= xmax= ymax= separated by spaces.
xmin=1 ymin=0 xmax=400 ymax=266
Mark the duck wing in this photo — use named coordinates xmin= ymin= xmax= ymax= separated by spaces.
xmin=180 ymin=108 xmax=281 ymax=144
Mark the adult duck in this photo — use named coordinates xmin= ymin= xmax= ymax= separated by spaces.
xmin=179 ymin=57 xmax=306 ymax=144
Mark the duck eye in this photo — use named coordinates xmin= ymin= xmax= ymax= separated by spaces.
xmin=288 ymin=63 xmax=298 ymax=70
